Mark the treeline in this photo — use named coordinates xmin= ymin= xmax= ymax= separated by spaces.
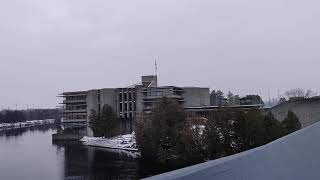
xmin=89 ymin=105 xmax=133 ymax=137
xmin=89 ymin=106 xmax=119 ymax=137
xmin=136 ymin=98 xmax=301 ymax=169
xmin=0 ymin=109 xmax=62 ymax=123
xmin=210 ymin=90 xmax=263 ymax=106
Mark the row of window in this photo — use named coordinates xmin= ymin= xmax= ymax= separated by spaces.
xmin=120 ymin=112 xmax=135 ymax=119
xmin=119 ymin=102 xmax=135 ymax=112
xmin=65 ymin=96 xmax=86 ymax=101
xmin=66 ymin=105 xmax=87 ymax=110
xmin=66 ymin=115 xmax=87 ymax=120
xmin=145 ymin=90 xmax=182 ymax=97
xmin=119 ymin=92 xmax=136 ymax=102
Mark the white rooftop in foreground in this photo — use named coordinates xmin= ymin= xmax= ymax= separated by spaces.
xmin=144 ymin=121 xmax=320 ymax=180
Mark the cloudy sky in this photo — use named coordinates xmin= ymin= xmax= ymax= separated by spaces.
xmin=0 ymin=0 xmax=319 ymax=109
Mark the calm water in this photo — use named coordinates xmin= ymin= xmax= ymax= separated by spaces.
xmin=0 ymin=125 xmax=162 ymax=180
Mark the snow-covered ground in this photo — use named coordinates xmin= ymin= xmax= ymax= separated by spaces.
xmin=80 ymin=132 xmax=140 ymax=157
xmin=0 ymin=119 xmax=55 ymax=131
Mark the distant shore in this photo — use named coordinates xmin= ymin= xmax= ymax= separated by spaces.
xmin=0 ymin=119 xmax=56 ymax=131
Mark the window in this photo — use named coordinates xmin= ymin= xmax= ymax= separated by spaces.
xmin=119 ymin=103 xmax=123 ymax=112
xmin=119 ymin=93 xmax=122 ymax=102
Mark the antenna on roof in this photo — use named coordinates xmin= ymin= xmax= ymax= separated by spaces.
xmin=154 ymin=59 xmax=158 ymax=87
xmin=155 ymin=59 xmax=158 ymax=76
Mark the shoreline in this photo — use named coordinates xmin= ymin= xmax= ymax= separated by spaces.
xmin=0 ymin=119 xmax=56 ymax=131
xmin=80 ymin=133 xmax=140 ymax=156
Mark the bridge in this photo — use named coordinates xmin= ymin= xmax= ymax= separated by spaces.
xmin=144 ymin=121 xmax=320 ymax=180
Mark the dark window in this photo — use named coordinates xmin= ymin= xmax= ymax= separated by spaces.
xmin=119 ymin=93 xmax=123 ymax=101
xmin=119 ymin=103 xmax=123 ymax=112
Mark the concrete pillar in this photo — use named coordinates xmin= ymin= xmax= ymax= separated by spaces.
xmin=121 ymin=89 xmax=124 ymax=118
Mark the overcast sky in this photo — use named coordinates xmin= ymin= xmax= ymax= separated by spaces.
xmin=0 ymin=0 xmax=320 ymax=109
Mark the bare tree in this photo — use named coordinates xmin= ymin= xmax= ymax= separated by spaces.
xmin=284 ymin=88 xmax=317 ymax=99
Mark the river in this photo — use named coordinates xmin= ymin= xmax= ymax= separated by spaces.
xmin=0 ymin=125 xmax=164 ymax=180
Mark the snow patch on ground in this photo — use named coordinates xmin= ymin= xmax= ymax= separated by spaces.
xmin=80 ymin=132 xmax=140 ymax=157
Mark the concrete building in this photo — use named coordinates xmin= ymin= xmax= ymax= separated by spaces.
xmin=271 ymin=97 xmax=320 ymax=128
xmin=60 ymin=75 xmax=210 ymax=125
xmin=240 ymin=95 xmax=263 ymax=106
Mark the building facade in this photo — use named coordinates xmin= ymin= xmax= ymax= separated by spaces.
xmin=60 ymin=75 xmax=210 ymax=125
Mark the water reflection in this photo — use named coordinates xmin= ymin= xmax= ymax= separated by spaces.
xmin=0 ymin=125 xmax=164 ymax=180
xmin=0 ymin=124 xmax=57 ymax=138
xmin=53 ymin=141 xmax=139 ymax=180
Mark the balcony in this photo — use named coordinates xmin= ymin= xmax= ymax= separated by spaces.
xmin=143 ymin=94 xmax=183 ymax=100
xmin=61 ymin=118 xmax=87 ymax=123
xmin=63 ymin=109 xmax=87 ymax=113
xmin=61 ymin=99 xmax=87 ymax=104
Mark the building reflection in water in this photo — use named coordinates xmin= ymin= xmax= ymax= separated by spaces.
xmin=53 ymin=140 xmax=139 ymax=180
xmin=0 ymin=124 xmax=57 ymax=139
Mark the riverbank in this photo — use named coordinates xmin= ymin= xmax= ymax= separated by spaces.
xmin=80 ymin=132 xmax=140 ymax=157
xmin=0 ymin=119 xmax=56 ymax=131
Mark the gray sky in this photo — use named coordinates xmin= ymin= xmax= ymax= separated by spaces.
xmin=0 ymin=0 xmax=320 ymax=109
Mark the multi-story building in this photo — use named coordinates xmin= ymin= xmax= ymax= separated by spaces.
xmin=60 ymin=75 xmax=210 ymax=125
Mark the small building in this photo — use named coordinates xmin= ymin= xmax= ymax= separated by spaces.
xmin=271 ymin=97 xmax=320 ymax=128
xmin=240 ymin=95 xmax=263 ymax=106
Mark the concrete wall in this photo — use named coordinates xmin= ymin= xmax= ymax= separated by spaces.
xmin=182 ymin=87 xmax=210 ymax=107
xmin=271 ymin=98 xmax=320 ymax=128
xmin=86 ymin=90 xmax=100 ymax=117
xmin=135 ymin=85 xmax=145 ymax=116
xmin=142 ymin=75 xmax=158 ymax=87
xmin=100 ymin=88 xmax=117 ymax=111
xmin=86 ymin=90 xmax=100 ymax=137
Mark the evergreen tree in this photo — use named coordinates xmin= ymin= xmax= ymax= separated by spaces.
xmin=233 ymin=109 xmax=266 ymax=151
xmin=227 ymin=92 xmax=240 ymax=105
xmin=204 ymin=110 xmax=233 ymax=159
xmin=152 ymin=98 xmax=186 ymax=165
xmin=89 ymin=105 xmax=119 ymax=137
xmin=210 ymin=90 xmax=225 ymax=106
xmin=263 ymin=112 xmax=284 ymax=142
xmin=136 ymin=97 xmax=201 ymax=167
xmin=175 ymin=120 xmax=206 ymax=166
xmin=282 ymin=111 xmax=301 ymax=135
xmin=135 ymin=113 xmax=159 ymax=160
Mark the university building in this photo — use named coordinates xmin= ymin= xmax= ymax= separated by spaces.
xmin=59 ymin=75 xmax=210 ymax=125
